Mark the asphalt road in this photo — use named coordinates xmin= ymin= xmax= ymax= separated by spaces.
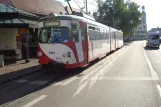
xmin=1 ymin=41 xmax=161 ymax=107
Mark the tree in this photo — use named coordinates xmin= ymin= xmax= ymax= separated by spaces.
xmin=93 ymin=0 xmax=142 ymax=37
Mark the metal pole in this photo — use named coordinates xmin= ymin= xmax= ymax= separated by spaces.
xmin=67 ymin=0 xmax=73 ymax=13
xmin=84 ymin=0 xmax=86 ymax=10
xmin=25 ymin=34 xmax=29 ymax=63
xmin=86 ymin=0 xmax=87 ymax=14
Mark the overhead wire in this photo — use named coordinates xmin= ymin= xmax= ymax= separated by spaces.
xmin=72 ymin=0 xmax=85 ymax=10
xmin=72 ymin=0 xmax=117 ymax=26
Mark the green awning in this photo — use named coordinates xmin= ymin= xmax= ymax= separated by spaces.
xmin=0 ymin=3 xmax=39 ymax=28
xmin=0 ymin=3 xmax=38 ymax=17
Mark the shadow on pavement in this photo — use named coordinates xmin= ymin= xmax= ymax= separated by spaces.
xmin=144 ymin=46 xmax=159 ymax=50
xmin=4 ymin=60 xmax=17 ymax=66
xmin=0 ymin=65 xmax=40 ymax=85
xmin=0 ymin=48 xmax=120 ymax=106
xmin=135 ymin=40 xmax=146 ymax=41
xmin=0 ymin=57 xmax=101 ymax=106
xmin=123 ymin=42 xmax=133 ymax=46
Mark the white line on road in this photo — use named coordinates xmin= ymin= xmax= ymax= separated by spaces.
xmin=73 ymin=80 xmax=88 ymax=97
xmin=157 ymin=85 xmax=161 ymax=98
xmin=15 ymin=79 xmax=28 ymax=83
xmin=62 ymin=77 xmax=78 ymax=86
xmin=30 ymin=80 xmax=48 ymax=85
xmin=143 ymin=50 xmax=159 ymax=80
xmin=53 ymin=81 xmax=62 ymax=86
xmin=22 ymin=95 xmax=47 ymax=107
xmin=91 ymin=77 xmax=159 ymax=81
xmin=52 ymin=77 xmax=78 ymax=86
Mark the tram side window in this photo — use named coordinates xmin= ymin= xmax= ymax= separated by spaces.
xmin=95 ymin=31 xmax=98 ymax=40
xmin=100 ymin=31 xmax=103 ymax=40
xmin=81 ymin=27 xmax=86 ymax=41
xmin=95 ymin=31 xmax=100 ymax=40
xmin=102 ymin=30 xmax=105 ymax=40
xmin=89 ymin=30 xmax=95 ymax=40
xmin=100 ymin=32 xmax=102 ymax=40
xmin=107 ymin=32 xmax=109 ymax=40
xmin=103 ymin=32 xmax=105 ymax=40
xmin=89 ymin=30 xmax=92 ymax=40
xmin=111 ymin=32 xmax=114 ymax=43
xmin=72 ymin=24 xmax=79 ymax=42
xmin=106 ymin=30 xmax=108 ymax=40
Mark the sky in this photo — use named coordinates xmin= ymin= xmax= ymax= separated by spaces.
xmin=132 ymin=0 xmax=161 ymax=30
xmin=57 ymin=0 xmax=161 ymax=31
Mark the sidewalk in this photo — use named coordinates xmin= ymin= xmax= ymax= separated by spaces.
xmin=0 ymin=59 xmax=40 ymax=84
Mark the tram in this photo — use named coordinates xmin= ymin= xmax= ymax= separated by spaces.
xmin=37 ymin=14 xmax=123 ymax=69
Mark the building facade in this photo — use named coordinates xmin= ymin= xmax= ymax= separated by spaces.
xmin=0 ymin=0 xmax=67 ymax=60
xmin=133 ymin=6 xmax=147 ymax=40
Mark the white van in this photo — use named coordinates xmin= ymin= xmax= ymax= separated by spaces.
xmin=146 ymin=32 xmax=160 ymax=48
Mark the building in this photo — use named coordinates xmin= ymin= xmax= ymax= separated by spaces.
xmin=8 ymin=0 xmax=66 ymax=15
xmin=133 ymin=6 xmax=147 ymax=40
xmin=148 ymin=28 xmax=161 ymax=32
xmin=148 ymin=27 xmax=161 ymax=39
xmin=0 ymin=3 xmax=40 ymax=60
xmin=0 ymin=0 xmax=67 ymax=61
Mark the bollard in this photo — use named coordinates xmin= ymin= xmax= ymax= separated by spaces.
xmin=0 ymin=53 xmax=4 ymax=67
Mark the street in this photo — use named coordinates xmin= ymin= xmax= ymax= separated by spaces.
xmin=1 ymin=41 xmax=161 ymax=107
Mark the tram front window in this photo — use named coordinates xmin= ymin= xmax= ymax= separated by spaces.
xmin=39 ymin=27 xmax=70 ymax=43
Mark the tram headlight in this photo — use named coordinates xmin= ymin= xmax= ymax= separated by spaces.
xmin=38 ymin=52 xmax=43 ymax=57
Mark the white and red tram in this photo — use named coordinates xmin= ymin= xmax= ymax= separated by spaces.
xmin=37 ymin=15 xmax=123 ymax=69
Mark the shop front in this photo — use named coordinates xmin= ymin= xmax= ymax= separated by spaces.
xmin=0 ymin=3 xmax=39 ymax=61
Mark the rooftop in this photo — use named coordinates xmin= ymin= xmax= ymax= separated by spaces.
xmin=0 ymin=0 xmax=66 ymax=15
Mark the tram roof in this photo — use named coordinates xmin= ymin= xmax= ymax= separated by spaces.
xmin=55 ymin=15 xmax=119 ymax=31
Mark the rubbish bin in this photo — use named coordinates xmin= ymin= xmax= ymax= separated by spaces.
xmin=0 ymin=53 xmax=4 ymax=67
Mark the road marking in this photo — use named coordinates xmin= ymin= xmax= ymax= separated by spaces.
xmin=3 ymin=93 xmax=32 ymax=107
xmin=89 ymin=60 xmax=114 ymax=89
xmin=30 ymin=81 xmax=48 ymax=85
xmin=15 ymin=79 xmax=28 ymax=83
xmin=73 ymin=47 xmax=125 ymax=96
xmin=53 ymin=81 xmax=62 ymax=86
xmin=91 ymin=77 xmax=159 ymax=81
xmin=79 ymin=46 xmax=125 ymax=84
xmin=157 ymin=85 xmax=161 ymax=97
xmin=52 ymin=77 xmax=77 ymax=86
xmin=22 ymin=95 xmax=47 ymax=107
xmin=143 ymin=50 xmax=159 ymax=80
xmin=62 ymin=77 xmax=78 ymax=86
xmin=153 ymin=51 xmax=161 ymax=59
xmin=79 ymin=62 xmax=104 ymax=84
xmin=73 ymin=80 xmax=88 ymax=97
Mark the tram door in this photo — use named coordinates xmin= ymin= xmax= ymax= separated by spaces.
xmin=79 ymin=22 xmax=88 ymax=64
xmin=72 ymin=22 xmax=88 ymax=64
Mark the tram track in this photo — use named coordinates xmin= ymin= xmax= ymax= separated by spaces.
xmin=0 ymin=68 xmax=71 ymax=105
xmin=0 ymin=47 xmax=123 ymax=95
xmin=0 ymin=69 xmax=52 ymax=96
xmin=0 ymin=68 xmax=43 ymax=86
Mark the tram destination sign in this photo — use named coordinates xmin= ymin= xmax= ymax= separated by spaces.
xmin=44 ymin=21 xmax=60 ymax=27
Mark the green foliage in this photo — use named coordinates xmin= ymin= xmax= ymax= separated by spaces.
xmin=93 ymin=0 xmax=142 ymax=36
